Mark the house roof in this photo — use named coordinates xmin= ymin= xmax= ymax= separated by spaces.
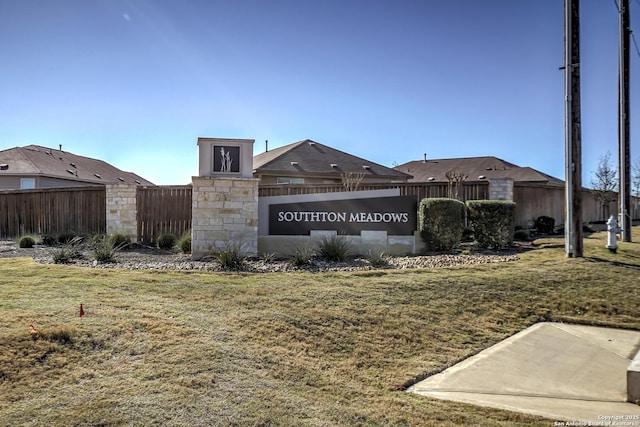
xmin=394 ymin=156 xmax=563 ymax=186
xmin=0 ymin=145 xmax=154 ymax=186
xmin=253 ymin=139 xmax=412 ymax=181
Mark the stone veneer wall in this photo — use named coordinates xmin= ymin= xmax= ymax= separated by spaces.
xmin=191 ymin=176 xmax=259 ymax=260
xmin=105 ymin=183 xmax=138 ymax=243
xmin=489 ymin=179 xmax=514 ymax=201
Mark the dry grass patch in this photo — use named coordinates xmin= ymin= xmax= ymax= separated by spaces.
xmin=0 ymin=228 xmax=639 ymax=426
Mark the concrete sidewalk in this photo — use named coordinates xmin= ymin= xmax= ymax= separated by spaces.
xmin=408 ymin=322 xmax=640 ymax=423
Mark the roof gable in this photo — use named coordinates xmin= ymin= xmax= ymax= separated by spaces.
xmin=394 ymin=156 xmax=563 ymax=185
xmin=0 ymin=145 xmax=154 ymax=185
xmin=253 ymin=139 xmax=411 ymax=180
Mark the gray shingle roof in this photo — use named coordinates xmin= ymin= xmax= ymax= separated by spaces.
xmin=0 ymin=145 xmax=154 ymax=185
xmin=394 ymin=156 xmax=563 ymax=186
xmin=253 ymin=139 xmax=412 ymax=180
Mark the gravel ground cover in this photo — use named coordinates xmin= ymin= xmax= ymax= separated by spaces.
xmin=0 ymin=239 xmax=520 ymax=272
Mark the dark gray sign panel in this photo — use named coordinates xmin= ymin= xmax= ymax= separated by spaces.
xmin=268 ymin=196 xmax=417 ymax=235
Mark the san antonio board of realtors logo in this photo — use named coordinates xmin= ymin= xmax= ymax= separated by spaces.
xmin=268 ymin=196 xmax=417 ymax=235
xmin=213 ymin=146 xmax=240 ymax=173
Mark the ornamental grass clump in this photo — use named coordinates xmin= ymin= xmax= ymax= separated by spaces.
xmin=216 ymin=241 xmax=246 ymax=271
xmin=51 ymin=236 xmax=84 ymax=264
xmin=92 ymin=235 xmax=127 ymax=263
xmin=365 ymin=249 xmax=389 ymax=268
xmin=177 ymin=231 xmax=191 ymax=254
xmin=290 ymin=246 xmax=314 ymax=266
xmin=317 ymin=236 xmax=352 ymax=262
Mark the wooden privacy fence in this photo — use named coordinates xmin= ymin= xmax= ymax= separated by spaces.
xmin=4 ymin=181 xmax=634 ymax=241
xmin=0 ymin=186 xmax=105 ymax=238
xmin=513 ymin=183 xmax=636 ymax=227
xmin=136 ymin=186 xmax=192 ymax=244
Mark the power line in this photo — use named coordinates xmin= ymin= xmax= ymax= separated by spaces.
xmin=618 ymin=0 xmax=640 ymax=59
xmin=632 ymin=32 xmax=640 ymax=58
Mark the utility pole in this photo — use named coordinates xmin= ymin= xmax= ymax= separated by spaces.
xmin=619 ymin=0 xmax=632 ymax=242
xmin=564 ymin=0 xmax=583 ymax=257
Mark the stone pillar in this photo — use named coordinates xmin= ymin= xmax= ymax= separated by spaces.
xmin=191 ymin=176 xmax=259 ymax=260
xmin=489 ymin=179 xmax=514 ymax=201
xmin=105 ymin=183 xmax=138 ymax=243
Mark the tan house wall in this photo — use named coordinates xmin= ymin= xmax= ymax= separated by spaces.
xmin=0 ymin=175 xmax=101 ymax=190
xmin=0 ymin=176 xmax=22 ymax=190
xmin=256 ymin=174 xmax=402 ymax=186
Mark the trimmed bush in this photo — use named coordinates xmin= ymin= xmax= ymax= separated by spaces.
xmin=18 ymin=235 xmax=37 ymax=248
xmin=419 ymin=198 xmax=466 ymax=251
xmin=317 ymin=236 xmax=352 ymax=262
xmin=534 ymin=215 xmax=555 ymax=234
xmin=157 ymin=232 xmax=177 ymax=250
xmin=466 ymin=200 xmax=516 ymax=249
xmin=514 ymin=229 xmax=530 ymax=241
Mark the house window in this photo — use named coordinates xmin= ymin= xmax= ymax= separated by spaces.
xmin=277 ymin=177 xmax=304 ymax=184
xmin=20 ymin=178 xmax=36 ymax=189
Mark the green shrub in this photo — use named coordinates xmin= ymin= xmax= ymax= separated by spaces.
xmin=317 ymin=236 xmax=352 ymax=262
xmin=534 ymin=215 xmax=555 ymax=234
xmin=177 ymin=231 xmax=192 ymax=254
xmin=466 ymin=200 xmax=516 ymax=249
xmin=108 ymin=232 xmax=131 ymax=250
xmin=419 ymin=198 xmax=466 ymax=251
xmin=462 ymin=227 xmax=474 ymax=242
xmin=290 ymin=246 xmax=314 ymax=266
xmin=157 ymin=232 xmax=177 ymax=250
xmin=18 ymin=235 xmax=37 ymax=248
xmin=514 ymin=229 xmax=530 ymax=241
xmin=216 ymin=241 xmax=246 ymax=270
xmin=365 ymin=249 xmax=389 ymax=268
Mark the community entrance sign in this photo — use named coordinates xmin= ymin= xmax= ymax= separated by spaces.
xmin=268 ymin=195 xmax=417 ymax=235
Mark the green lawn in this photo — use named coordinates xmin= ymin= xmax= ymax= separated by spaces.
xmin=1 ymin=228 xmax=639 ymax=426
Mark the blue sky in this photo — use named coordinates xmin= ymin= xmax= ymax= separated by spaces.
xmin=0 ymin=0 xmax=636 ymax=185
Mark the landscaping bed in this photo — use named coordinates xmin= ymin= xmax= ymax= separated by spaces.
xmin=0 ymin=239 xmax=520 ymax=272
